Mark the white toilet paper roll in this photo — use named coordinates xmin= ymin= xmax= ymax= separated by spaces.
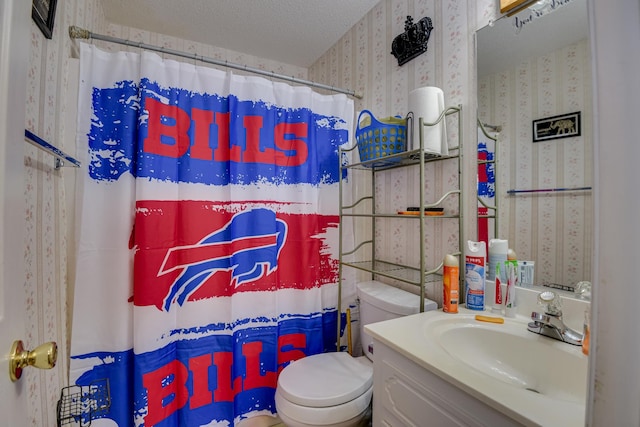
xmin=408 ymin=86 xmax=448 ymax=155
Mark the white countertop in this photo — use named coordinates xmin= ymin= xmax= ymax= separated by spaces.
xmin=365 ymin=306 xmax=588 ymax=427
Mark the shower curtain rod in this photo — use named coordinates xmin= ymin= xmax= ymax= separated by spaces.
xmin=68 ymin=26 xmax=363 ymax=99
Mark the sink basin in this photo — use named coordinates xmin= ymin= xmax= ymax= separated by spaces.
xmin=425 ymin=315 xmax=587 ymax=403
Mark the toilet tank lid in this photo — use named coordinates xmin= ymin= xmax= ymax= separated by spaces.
xmin=356 ymin=280 xmax=437 ymax=315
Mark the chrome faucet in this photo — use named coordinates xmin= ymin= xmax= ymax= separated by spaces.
xmin=527 ymin=291 xmax=583 ymax=346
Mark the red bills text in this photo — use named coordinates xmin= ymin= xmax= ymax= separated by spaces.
xmin=142 ymin=332 xmax=306 ymax=425
xmin=143 ymin=98 xmax=309 ymax=165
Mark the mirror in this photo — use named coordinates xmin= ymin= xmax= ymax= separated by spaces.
xmin=476 ymin=0 xmax=592 ymax=290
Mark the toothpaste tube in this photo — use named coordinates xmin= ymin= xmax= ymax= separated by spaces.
xmin=492 ymin=263 xmax=503 ymax=313
xmin=504 ymin=261 xmax=517 ymax=317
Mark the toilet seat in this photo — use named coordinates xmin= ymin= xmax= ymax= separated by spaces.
xmin=277 ymin=352 xmax=373 ymax=407
xmin=275 ymin=385 xmax=372 ymax=426
xmin=276 ymin=352 xmax=373 ymax=425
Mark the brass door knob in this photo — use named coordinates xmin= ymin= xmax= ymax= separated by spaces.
xmin=9 ymin=340 xmax=57 ymax=382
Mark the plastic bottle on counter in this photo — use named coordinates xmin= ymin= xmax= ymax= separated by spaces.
xmin=443 ymin=254 xmax=459 ymax=314
xmin=504 ymin=260 xmax=517 ymax=318
xmin=465 ymin=240 xmax=487 ymax=311
xmin=488 ymin=239 xmax=508 ymax=282
xmin=582 ymin=309 xmax=590 ymax=355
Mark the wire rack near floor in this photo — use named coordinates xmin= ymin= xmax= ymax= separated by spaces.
xmin=56 ymin=378 xmax=111 ymax=426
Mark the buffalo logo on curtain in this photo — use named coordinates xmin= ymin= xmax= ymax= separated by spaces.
xmin=70 ymin=43 xmax=354 ymax=426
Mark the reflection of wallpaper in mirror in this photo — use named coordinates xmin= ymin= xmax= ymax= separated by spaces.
xmin=477 ymin=39 xmax=592 ymax=288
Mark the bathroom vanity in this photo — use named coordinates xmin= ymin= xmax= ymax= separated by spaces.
xmin=371 ymin=340 xmax=524 ymax=426
xmin=365 ymin=289 xmax=589 ymax=427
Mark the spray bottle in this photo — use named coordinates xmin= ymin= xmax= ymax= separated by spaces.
xmin=465 ymin=240 xmax=487 ymax=311
xmin=443 ymin=254 xmax=459 ymax=313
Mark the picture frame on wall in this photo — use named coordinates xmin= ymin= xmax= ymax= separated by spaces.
xmin=500 ymin=0 xmax=531 ymax=14
xmin=32 ymin=0 xmax=58 ymax=39
xmin=532 ymin=111 xmax=581 ymax=142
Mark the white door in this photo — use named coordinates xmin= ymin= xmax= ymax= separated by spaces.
xmin=0 ymin=0 xmax=32 ymax=424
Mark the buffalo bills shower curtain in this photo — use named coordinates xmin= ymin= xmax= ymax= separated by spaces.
xmin=69 ymin=43 xmax=354 ymax=426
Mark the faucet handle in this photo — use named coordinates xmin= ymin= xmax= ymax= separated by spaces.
xmin=538 ymin=290 xmax=562 ymax=315
xmin=574 ymin=281 xmax=592 ymax=300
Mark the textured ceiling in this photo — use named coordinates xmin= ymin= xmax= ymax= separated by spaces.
xmin=99 ymin=0 xmax=381 ymax=68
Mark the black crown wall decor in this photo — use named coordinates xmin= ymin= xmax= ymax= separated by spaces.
xmin=391 ymin=16 xmax=434 ymax=66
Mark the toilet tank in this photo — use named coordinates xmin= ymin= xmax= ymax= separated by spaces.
xmin=356 ymin=280 xmax=437 ymax=360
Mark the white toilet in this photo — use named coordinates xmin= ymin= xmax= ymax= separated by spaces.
xmin=275 ymin=280 xmax=437 ymax=427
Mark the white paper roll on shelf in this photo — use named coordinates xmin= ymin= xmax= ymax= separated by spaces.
xmin=408 ymin=86 xmax=448 ymax=155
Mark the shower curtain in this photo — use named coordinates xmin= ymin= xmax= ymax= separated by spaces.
xmin=69 ymin=43 xmax=354 ymax=427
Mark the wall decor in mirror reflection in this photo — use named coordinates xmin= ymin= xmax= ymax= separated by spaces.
xmin=532 ymin=111 xmax=581 ymax=142
xmin=476 ymin=0 xmax=591 ymax=288
xmin=513 ymin=0 xmax=579 ymax=33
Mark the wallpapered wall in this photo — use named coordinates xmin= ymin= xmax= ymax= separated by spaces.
xmin=24 ymin=1 xmax=105 ymax=425
xmin=478 ymin=39 xmax=593 ymax=288
xmin=25 ymin=0 xmax=497 ymax=424
xmin=309 ymin=0 xmax=497 ymax=305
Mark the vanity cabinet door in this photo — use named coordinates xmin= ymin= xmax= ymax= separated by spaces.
xmin=372 ymin=341 xmax=521 ymax=427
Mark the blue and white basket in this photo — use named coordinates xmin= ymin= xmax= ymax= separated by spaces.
xmin=355 ymin=110 xmax=407 ymax=167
